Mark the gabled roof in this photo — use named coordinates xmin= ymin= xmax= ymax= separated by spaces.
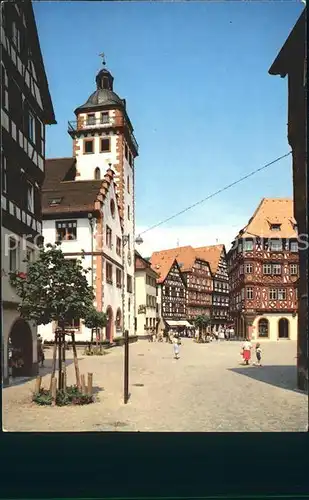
xmin=25 ymin=2 xmax=56 ymax=124
xmin=43 ymin=157 xmax=76 ymax=190
xmin=42 ymin=166 xmax=122 ymax=219
xmin=234 ymin=198 xmax=297 ymax=240
xmin=150 ymin=246 xmax=198 ymax=273
xmin=269 ymin=8 xmax=306 ymax=77
xmin=195 ymin=245 xmax=225 ymax=274
xmin=149 ymin=254 xmax=179 ymax=284
xmin=135 ymin=251 xmax=159 ymax=276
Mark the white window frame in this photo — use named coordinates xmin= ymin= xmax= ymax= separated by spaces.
xmin=269 ymin=239 xmax=282 ymax=252
xmin=272 ymin=264 xmax=282 ymax=275
xmin=278 ymin=289 xmax=286 ymax=300
xmin=290 ymin=241 xmax=298 ymax=253
xmin=245 ymin=263 xmax=253 ymax=274
xmin=269 ymin=288 xmax=278 ymax=300
xmin=9 ymin=237 xmax=19 ymax=272
xmin=246 ymin=287 xmax=253 ymax=300
xmin=263 ymin=264 xmax=272 ymax=275
xmin=243 ymin=240 xmax=254 ymax=251
xmin=290 ymin=264 xmax=298 ymax=276
xmin=28 ymin=111 xmax=35 ymax=144
xmin=27 ymin=182 xmax=34 ymax=213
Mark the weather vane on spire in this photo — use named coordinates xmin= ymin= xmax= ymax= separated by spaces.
xmin=99 ymin=53 xmax=106 ymax=66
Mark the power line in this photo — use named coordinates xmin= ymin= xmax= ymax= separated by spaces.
xmin=139 ymin=151 xmax=292 ymax=236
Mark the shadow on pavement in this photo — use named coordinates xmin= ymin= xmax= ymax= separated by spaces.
xmin=228 ymin=365 xmax=305 ymax=394
xmin=4 ymin=358 xmax=75 ymax=388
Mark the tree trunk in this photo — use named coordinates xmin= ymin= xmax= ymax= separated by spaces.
xmin=62 ymin=332 xmax=67 ymax=390
xmin=58 ymin=329 xmax=63 ymax=390
xmin=71 ymin=332 xmax=81 ymax=390
xmin=49 ymin=332 xmax=58 ymax=392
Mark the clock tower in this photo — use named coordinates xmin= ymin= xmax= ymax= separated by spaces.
xmin=68 ymin=57 xmax=138 ymax=335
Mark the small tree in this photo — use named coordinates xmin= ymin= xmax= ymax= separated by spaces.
xmin=83 ymin=307 xmax=107 ymax=352
xmin=10 ymin=243 xmax=94 ymax=391
xmin=194 ymin=315 xmax=210 ymax=342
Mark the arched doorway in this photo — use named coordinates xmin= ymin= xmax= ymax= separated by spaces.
xmin=9 ymin=319 xmax=33 ymax=377
xmin=94 ymin=167 xmax=100 ymax=180
xmin=258 ymin=318 xmax=269 ymax=338
xmin=278 ymin=318 xmax=289 ymax=339
xmin=115 ymin=308 xmax=122 ymax=334
xmin=105 ymin=306 xmax=114 ymax=342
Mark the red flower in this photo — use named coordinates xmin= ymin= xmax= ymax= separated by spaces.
xmin=17 ymin=272 xmax=27 ymax=279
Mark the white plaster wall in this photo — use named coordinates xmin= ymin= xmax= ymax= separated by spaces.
xmin=74 ymin=110 xmax=118 ymax=181
xmin=251 ymin=313 xmax=298 ymax=342
xmin=135 ymin=271 xmax=157 ymax=336
xmin=135 ymin=272 xmax=146 ymax=335
xmin=40 ymin=218 xmax=95 ymax=342
xmin=123 ymin=156 xmax=135 ymax=336
xmin=101 ymin=181 xmax=123 ymax=337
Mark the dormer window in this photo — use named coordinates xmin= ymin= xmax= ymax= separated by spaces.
xmin=270 ymin=223 xmax=281 ymax=231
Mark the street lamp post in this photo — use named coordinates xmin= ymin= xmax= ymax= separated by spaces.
xmin=122 ymin=233 xmax=143 ymax=404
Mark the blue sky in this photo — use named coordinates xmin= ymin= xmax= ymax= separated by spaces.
xmin=33 ymin=1 xmax=304 ymax=253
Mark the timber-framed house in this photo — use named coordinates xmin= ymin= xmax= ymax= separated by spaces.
xmin=227 ymin=198 xmax=299 ymax=342
xmin=196 ymin=245 xmax=229 ymax=331
xmin=150 ymin=254 xmax=189 ymax=331
xmin=151 ymin=246 xmax=212 ymax=323
xmin=1 ymin=1 xmax=55 ymax=385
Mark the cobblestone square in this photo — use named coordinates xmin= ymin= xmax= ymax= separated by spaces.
xmin=2 ymin=339 xmax=307 ymax=432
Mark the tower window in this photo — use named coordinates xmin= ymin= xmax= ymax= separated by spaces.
xmin=127 ymin=205 xmax=130 ymax=220
xmin=125 ymin=143 xmax=128 ymax=160
xmin=100 ymin=138 xmax=110 ymax=152
xmin=101 ymin=112 xmax=109 ymax=124
xmin=87 ymin=114 xmax=96 ymax=125
xmin=84 ymin=139 xmax=94 ymax=154
xmin=94 ymin=167 xmax=100 ymax=180
xmin=127 ymin=175 xmax=130 ymax=193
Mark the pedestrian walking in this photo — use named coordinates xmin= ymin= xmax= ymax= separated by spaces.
xmin=172 ymin=334 xmax=180 ymax=360
xmin=255 ymin=342 xmax=263 ymax=366
xmin=241 ymin=338 xmax=252 ymax=365
xmin=37 ymin=334 xmax=45 ymax=367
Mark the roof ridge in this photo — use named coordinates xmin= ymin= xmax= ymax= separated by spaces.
xmin=46 ymin=157 xmax=75 ymax=161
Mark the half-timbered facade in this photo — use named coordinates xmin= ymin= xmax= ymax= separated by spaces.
xmin=1 ymin=2 xmax=56 ymax=385
xmin=227 ymin=198 xmax=299 ymax=341
xmin=150 ymin=254 xmax=189 ymax=331
xmin=135 ymin=251 xmax=159 ymax=337
xmin=151 ymin=246 xmax=212 ymax=323
xmin=195 ymin=245 xmax=229 ymax=331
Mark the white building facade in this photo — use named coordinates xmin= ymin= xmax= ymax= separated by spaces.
xmin=67 ymin=62 xmax=138 ymax=337
xmin=135 ymin=252 xmax=158 ymax=337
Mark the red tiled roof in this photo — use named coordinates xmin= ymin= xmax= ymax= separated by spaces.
xmin=235 ymin=198 xmax=297 ymax=239
xmin=149 ymin=254 xmax=178 ymax=284
xmin=150 ymin=246 xmax=197 ymax=273
xmin=195 ymin=244 xmax=225 ymax=274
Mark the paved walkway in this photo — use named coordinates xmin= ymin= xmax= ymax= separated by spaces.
xmin=2 ymin=339 xmax=307 ymax=432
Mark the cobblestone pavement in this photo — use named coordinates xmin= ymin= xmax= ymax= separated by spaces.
xmin=2 ymin=339 xmax=307 ymax=432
